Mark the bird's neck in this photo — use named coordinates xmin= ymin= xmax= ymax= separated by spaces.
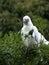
xmin=24 ymin=24 xmax=33 ymax=33
xmin=23 ymin=20 xmax=34 ymax=33
xmin=28 ymin=20 xmax=33 ymax=27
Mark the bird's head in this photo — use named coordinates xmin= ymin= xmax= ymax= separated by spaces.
xmin=23 ymin=15 xmax=31 ymax=25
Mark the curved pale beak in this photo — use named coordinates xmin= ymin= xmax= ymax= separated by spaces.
xmin=23 ymin=19 xmax=29 ymax=25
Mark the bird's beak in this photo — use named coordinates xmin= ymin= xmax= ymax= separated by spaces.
xmin=23 ymin=19 xmax=29 ymax=25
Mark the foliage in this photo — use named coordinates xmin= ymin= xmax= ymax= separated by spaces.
xmin=0 ymin=0 xmax=49 ymax=39
xmin=0 ymin=32 xmax=49 ymax=65
xmin=0 ymin=0 xmax=49 ymax=65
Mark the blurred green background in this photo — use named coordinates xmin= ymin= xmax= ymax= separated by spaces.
xmin=0 ymin=0 xmax=49 ymax=65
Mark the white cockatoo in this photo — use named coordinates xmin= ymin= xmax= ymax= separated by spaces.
xmin=21 ymin=16 xmax=37 ymax=48
xmin=21 ymin=15 xmax=49 ymax=48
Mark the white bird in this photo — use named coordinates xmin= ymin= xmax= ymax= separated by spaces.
xmin=21 ymin=16 xmax=37 ymax=48
xmin=21 ymin=15 xmax=49 ymax=48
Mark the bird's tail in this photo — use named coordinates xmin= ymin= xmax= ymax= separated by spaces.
xmin=42 ymin=35 xmax=49 ymax=45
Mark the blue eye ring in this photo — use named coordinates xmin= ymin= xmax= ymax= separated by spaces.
xmin=23 ymin=19 xmax=29 ymax=23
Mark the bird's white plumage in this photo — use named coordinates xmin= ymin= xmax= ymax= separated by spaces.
xmin=21 ymin=16 xmax=49 ymax=47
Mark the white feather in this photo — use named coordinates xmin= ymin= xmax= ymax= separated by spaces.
xmin=21 ymin=16 xmax=49 ymax=47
